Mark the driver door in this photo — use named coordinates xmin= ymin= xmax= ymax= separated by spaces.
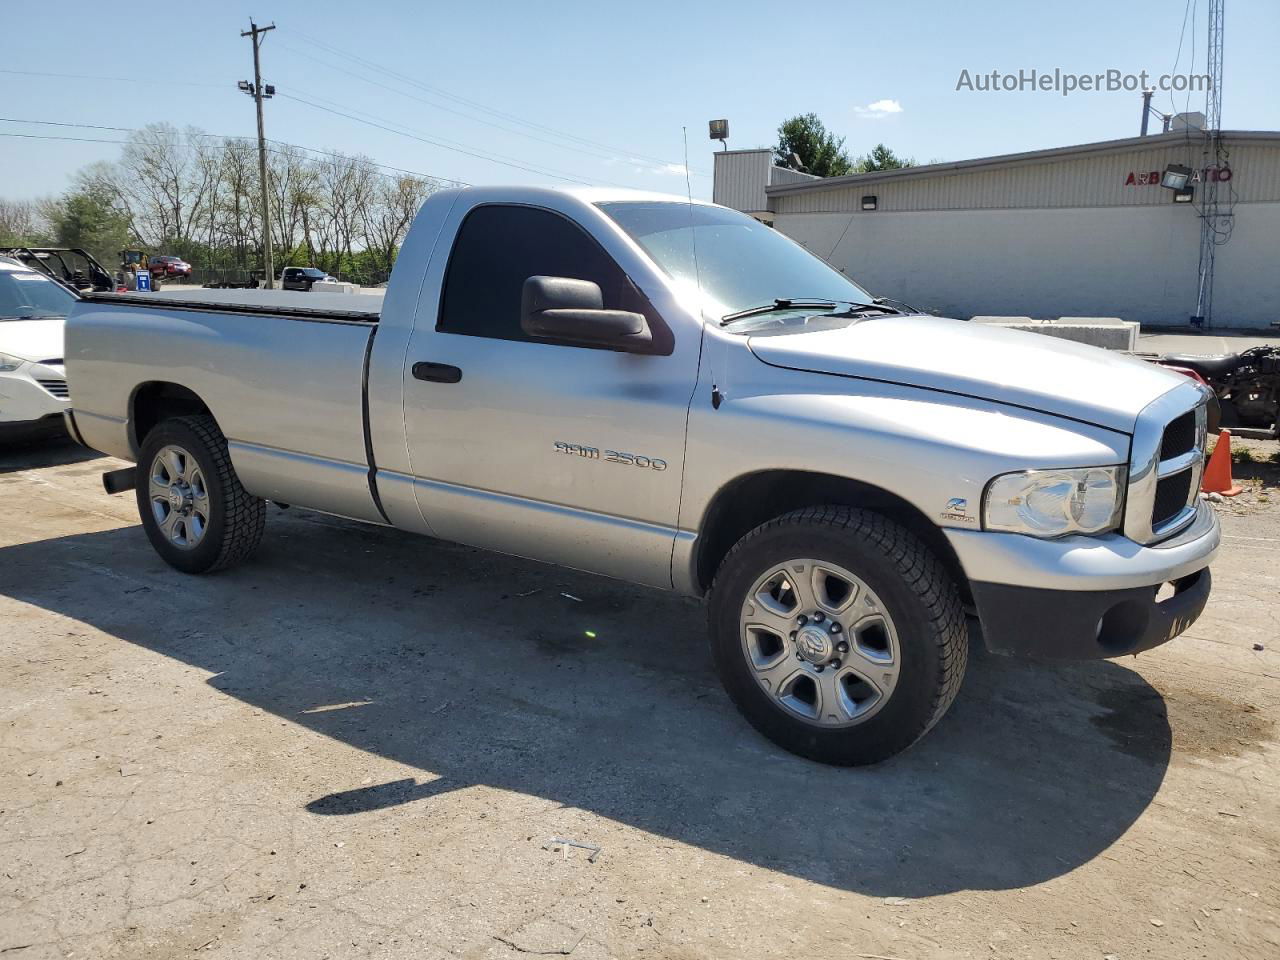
xmin=399 ymin=201 xmax=700 ymax=589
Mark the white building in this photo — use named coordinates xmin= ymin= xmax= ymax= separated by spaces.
xmin=713 ymin=131 xmax=1280 ymax=329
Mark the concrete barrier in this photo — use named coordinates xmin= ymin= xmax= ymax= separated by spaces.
xmin=971 ymin=316 xmax=1139 ymax=351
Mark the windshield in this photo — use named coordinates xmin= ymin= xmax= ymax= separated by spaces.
xmin=598 ymin=201 xmax=872 ymax=323
xmin=0 ymin=269 xmax=76 ymax=320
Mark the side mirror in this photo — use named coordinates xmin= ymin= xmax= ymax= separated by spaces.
xmin=521 ymin=276 xmax=651 ymax=350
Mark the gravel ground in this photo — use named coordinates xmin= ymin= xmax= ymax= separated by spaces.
xmin=0 ymin=437 xmax=1277 ymax=960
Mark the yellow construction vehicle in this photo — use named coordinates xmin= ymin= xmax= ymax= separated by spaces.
xmin=118 ymin=250 xmax=162 ymax=291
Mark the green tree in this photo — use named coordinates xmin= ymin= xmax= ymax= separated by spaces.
xmin=856 ymin=143 xmax=916 ymax=172
xmin=774 ymin=113 xmax=854 ymax=178
xmin=46 ymin=186 xmax=134 ymax=267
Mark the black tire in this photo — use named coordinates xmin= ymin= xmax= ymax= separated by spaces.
xmin=708 ymin=506 xmax=967 ymax=766
xmin=135 ymin=415 xmax=266 ymax=574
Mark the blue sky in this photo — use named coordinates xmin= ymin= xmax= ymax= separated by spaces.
xmin=3 ymin=0 xmax=1278 ymax=200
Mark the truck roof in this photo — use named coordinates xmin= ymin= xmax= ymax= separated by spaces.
xmin=438 ymin=184 xmax=720 ymax=207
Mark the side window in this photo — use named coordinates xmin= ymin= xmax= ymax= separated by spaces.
xmin=438 ymin=204 xmax=639 ymax=342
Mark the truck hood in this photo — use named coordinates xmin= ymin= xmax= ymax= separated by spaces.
xmin=747 ymin=315 xmax=1185 ymax=433
xmin=0 ymin=317 xmax=66 ymax=363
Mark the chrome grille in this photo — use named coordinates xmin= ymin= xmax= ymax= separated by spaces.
xmin=1159 ymin=410 xmax=1196 ymax=460
xmin=36 ymin=378 xmax=69 ymax=399
xmin=1152 ymin=470 xmax=1194 ymax=526
xmin=1124 ymin=381 xmax=1209 ymax=545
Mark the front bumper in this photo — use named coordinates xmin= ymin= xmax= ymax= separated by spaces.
xmin=970 ymin=567 xmax=1211 ymax=659
xmin=946 ymin=501 xmax=1220 ymax=659
xmin=0 ymin=365 xmax=70 ymax=430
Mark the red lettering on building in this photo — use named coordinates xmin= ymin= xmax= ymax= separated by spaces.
xmin=1125 ymin=165 xmax=1233 ymax=185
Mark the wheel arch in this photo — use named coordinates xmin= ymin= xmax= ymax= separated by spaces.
xmin=129 ymin=381 xmax=213 ymax=456
xmin=691 ymin=469 xmax=972 ymax=605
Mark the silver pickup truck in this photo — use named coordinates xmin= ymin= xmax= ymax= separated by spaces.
xmin=64 ymin=186 xmax=1219 ymax=765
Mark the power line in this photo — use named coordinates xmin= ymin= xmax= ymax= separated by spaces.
xmin=276 ymin=40 xmax=700 ymax=180
xmin=0 ymin=118 xmax=468 ymax=187
xmin=0 ymin=67 xmax=223 ymax=88
xmin=279 ymin=91 xmax=629 ymax=186
xmin=1168 ymin=0 xmax=1196 ymax=118
xmin=2 ymin=56 xmax=701 ymax=186
xmin=1 ymin=117 xmax=132 ymax=134
xmin=289 ymin=30 xmax=708 ymax=177
xmin=1 ymin=131 xmax=130 ymax=146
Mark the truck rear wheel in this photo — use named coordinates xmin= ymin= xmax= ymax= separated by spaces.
xmin=135 ymin=415 xmax=265 ymax=574
xmin=708 ymin=506 xmax=967 ymax=765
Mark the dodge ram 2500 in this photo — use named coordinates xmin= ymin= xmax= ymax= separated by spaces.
xmin=64 ymin=186 xmax=1220 ymax=765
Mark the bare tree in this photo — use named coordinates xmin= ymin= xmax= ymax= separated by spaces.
xmin=3 ymin=127 xmax=438 ymax=282
xmin=0 ymin=198 xmax=51 ymax=245
xmin=363 ymin=175 xmax=437 ymax=278
xmin=313 ymin=152 xmax=377 ymax=278
xmin=216 ymin=138 xmax=262 ymax=271
xmin=116 ymin=124 xmax=188 ymax=246
xmin=267 ymin=144 xmax=313 ymax=265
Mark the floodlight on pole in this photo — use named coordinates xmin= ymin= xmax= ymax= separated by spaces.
xmin=708 ymin=119 xmax=728 ymax=150
xmin=1161 ymin=163 xmax=1194 ymax=191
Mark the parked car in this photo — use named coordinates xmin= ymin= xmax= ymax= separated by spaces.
xmin=0 ymin=256 xmax=75 ymax=441
xmin=280 ymin=266 xmax=336 ymax=291
xmin=64 ymin=186 xmax=1219 ymax=765
xmin=150 ymin=255 xmax=192 ymax=280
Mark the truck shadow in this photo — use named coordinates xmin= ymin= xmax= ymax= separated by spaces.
xmin=0 ymin=510 xmax=1172 ymax=899
xmin=0 ymin=436 xmax=102 ymax=474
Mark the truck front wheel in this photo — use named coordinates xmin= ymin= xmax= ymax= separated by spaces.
xmin=135 ymin=415 xmax=266 ymax=574
xmin=708 ymin=506 xmax=967 ymax=765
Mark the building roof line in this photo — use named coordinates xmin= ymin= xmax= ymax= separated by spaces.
xmin=764 ymin=129 xmax=1280 ymax=196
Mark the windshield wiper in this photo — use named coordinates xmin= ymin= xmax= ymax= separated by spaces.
xmin=873 ymin=295 xmax=921 ymax=314
xmin=815 ymin=302 xmax=904 ymax=319
xmin=720 ymin=298 xmax=848 ymax=326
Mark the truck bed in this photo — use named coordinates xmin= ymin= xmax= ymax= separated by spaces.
xmin=66 ymin=291 xmax=387 ymax=525
xmin=82 ymin=289 xmax=383 ymax=323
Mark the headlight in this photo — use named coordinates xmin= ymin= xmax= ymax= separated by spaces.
xmin=984 ymin=466 xmax=1125 ymax=538
xmin=0 ymin=352 xmax=24 ymax=372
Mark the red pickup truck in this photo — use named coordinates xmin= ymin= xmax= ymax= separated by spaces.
xmin=149 ymin=256 xmax=192 ymax=279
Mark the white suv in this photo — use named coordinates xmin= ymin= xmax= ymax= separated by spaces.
xmin=0 ymin=258 xmax=75 ymax=441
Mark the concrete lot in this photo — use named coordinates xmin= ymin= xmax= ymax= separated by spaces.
xmin=1 ymin=438 xmax=1277 ymax=960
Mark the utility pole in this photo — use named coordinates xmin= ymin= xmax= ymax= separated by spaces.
xmin=240 ymin=20 xmax=276 ymax=289
xmin=1193 ymin=0 xmax=1225 ymax=329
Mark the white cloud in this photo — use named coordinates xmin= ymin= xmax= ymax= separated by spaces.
xmin=653 ymin=163 xmax=688 ymax=176
xmin=854 ymin=99 xmax=904 ymax=120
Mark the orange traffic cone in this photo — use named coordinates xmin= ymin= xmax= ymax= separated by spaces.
xmin=1202 ymin=430 xmax=1243 ymax=496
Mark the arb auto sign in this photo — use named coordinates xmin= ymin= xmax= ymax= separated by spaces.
xmin=1126 ymin=166 xmax=1232 ymax=186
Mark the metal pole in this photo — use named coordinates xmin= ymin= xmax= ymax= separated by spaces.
xmin=1140 ymin=90 xmax=1152 ymax=136
xmin=242 ymin=21 xmax=276 ymax=289
xmin=1194 ymin=0 xmax=1225 ymax=329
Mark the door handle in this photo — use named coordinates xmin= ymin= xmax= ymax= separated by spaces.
xmin=412 ymin=362 xmax=462 ymax=383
